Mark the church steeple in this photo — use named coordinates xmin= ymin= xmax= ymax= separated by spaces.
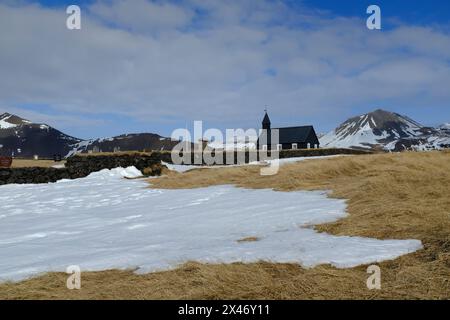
xmin=262 ymin=110 xmax=271 ymax=130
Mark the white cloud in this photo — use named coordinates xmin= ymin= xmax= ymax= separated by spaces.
xmin=90 ymin=0 xmax=194 ymax=32
xmin=0 ymin=0 xmax=449 ymax=136
xmin=0 ymin=105 xmax=108 ymax=133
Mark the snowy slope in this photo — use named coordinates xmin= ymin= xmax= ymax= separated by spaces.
xmin=0 ymin=113 xmax=32 ymax=129
xmin=320 ymin=109 xmax=450 ymax=151
xmin=0 ymin=114 xmax=19 ymax=129
xmin=0 ymin=167 xmax=421 ymax=281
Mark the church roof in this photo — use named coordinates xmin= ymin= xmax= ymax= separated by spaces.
xmin=273 ymin=126 xmax=314 ymax=144
xmin=262 ymin=112 xmax=271 ymax=125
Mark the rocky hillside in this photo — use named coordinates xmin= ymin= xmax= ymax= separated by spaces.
xmin=0 ymin=113 xmax=81 ymax=158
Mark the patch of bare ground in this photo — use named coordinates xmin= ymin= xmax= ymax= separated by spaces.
xmin=237 ymin=236 xmax=260 ymax=243
xmin=1 ymin=151 xmax=449 ymax=299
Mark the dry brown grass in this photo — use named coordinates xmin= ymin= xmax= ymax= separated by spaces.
xmin=75 ymin=151 xmax=152 ymax=157
xmin=237 ymin=236 xmax=260 ymax=243
xmin=1 ymin=151 xmax=449 ymax=299
xmin=11 ymin=159 xmax=65 ymax=168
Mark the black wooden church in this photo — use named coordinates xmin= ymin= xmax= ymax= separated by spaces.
xmin=257 ymin=112 xmax=320 ymax=150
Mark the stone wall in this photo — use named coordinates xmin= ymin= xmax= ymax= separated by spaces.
xmin=0 ymin=153 xmax=165 ymax=185
xmin=65 ymin=153 xmax=165 ymax=177
xmin=278 ymin=148 xmax=371 ymax=158
xmin=0 ymin=167 xmax=71 ymax=185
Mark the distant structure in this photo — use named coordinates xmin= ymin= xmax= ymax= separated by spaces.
xmin=257 ymin=111 xmax=320 ymax=150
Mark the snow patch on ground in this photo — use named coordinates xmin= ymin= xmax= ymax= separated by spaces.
xmin=115 ymin=166 xmax=143 ymax=178
xmin=207 ymin=142 xmax=257 ymax=151
xmin=163 ymin=155 xmax=346 ymax=173
xmin=51 ymin=164 xmax=66 ymax=169
xmin=0 ymin=167 xmax=421 ymax=281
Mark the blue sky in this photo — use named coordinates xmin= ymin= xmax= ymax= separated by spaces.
xmin=32 ymin=1 xmax=449 ymax=15
xmin=34 ymin=0 xmax=450 ymax=26
xmin=304 ymin=0 xmax=450 ymax=26
xmin=1 ymin=0 xmax=450 ymax=139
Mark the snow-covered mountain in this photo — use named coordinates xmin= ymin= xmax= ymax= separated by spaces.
xmin=66 ymin=133 xmax=179 ymax=157
xmin=2 ymin=110 xmax=448 ymax=157
xmin=0 ymin=112 xmax=179 ymax=158
xmin=0 ymin=112 xmax=81 ymax=158
xmin=320 ymin=109 xmax=450 ymax=151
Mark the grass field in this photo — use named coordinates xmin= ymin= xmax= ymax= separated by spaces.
xmin=10 ymin=159 xmax=65 ymax=168
xmin=1 ymin=151 xmax=449 ymax=299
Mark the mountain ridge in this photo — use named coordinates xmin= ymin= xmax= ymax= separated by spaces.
xmin=320 ymin=109 xmax=450 ymax=151
xmin=0 ymin=112 xmax=82 ymax=157
xmin=0 ymin=112 xmax=178 ymax=158
xmin=1 ymin=110 xmax=449 ymax=157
